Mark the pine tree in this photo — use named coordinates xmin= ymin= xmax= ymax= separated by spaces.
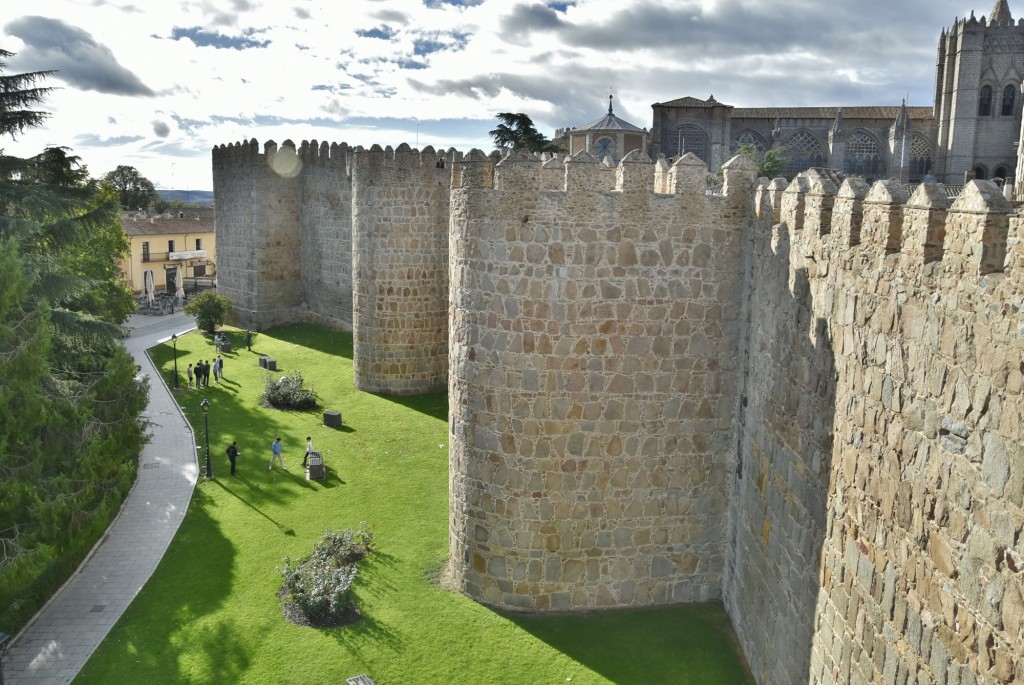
xmin=0 ymin=49 xmax=147 ymax=634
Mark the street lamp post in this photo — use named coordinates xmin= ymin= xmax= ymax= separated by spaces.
xmin=171 ymin=333 xmax=179 ymax=389
xmin=201 ymin=399 xmax=212 ymax=478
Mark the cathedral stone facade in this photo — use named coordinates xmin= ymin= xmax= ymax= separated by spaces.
xmin=651 ymin=1 xmax=1024 ymax=185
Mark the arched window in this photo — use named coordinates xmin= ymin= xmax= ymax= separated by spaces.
xmin=974 ymin=165 xmax=988 ymax=180
xmin=995 ymin=166 xmax=1008 ymax=179
xmin=673 ymin=125 xmax=709 ymax=164
xmin=731 ymin=130 xmax=767 ymax=155
xmin=910 ymin=136 xmax=933 ymax=181
xmin=1002 ymin=85 xmax=1016 ymax=116
xmin=844 ymin=131 xmax=881 ymax=177
xmin=784 ymin=130 xmax=824 ymax=176
xmin=979 ymin=86 xmax=993 ymax=116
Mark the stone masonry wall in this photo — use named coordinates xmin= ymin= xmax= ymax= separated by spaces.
xmin=300 ymin=140 xmax=355 ymax=329
xmin=447 ymin=149 xmax=757 ymax=610
xmin=351 ymin=144 xmax=451 ymax=395
xmin=726 ymin=175 xmax=1024 ymax=685
xmin=213 ymin=139 xmax=305 ymax=330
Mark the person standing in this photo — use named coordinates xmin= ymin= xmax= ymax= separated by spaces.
xmin=212 ymin=357 xmax=220 ymax=383
xmin=302 ymin=436 xmax=313 ymax=468
xmin=246 ymin=330 xmax=253 ymax=351
xmin=269 ymin=437 xmax=285 ymax=470
xmin=217 ymin=355 xmax=225 ymax=380
xmin=186 ymin=363 xmax=194 ymax=388
xmin=226 ymin=441 xmax=239 ymax=476
xmin=196 ymin=360 xmax=206 ymax=388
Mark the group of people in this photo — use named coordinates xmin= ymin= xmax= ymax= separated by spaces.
xmin=266 ymin=436 xmax=316 ymax=471
xmin=186 ymin=356 xmax=224 ymax=388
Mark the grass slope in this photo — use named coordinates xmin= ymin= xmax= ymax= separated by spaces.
xmin=75 ymin=323 xmax=754 ymax=685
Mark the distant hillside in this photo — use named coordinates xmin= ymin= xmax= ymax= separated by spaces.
xmin=158 ymin=189 xmax=215 ymax=206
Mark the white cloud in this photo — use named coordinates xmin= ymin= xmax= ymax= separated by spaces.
xmin=1 ymin=0 xmax=984 ymax=189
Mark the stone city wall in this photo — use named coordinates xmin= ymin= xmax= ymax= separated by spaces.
xmin=213 ymin=135 xmax=1024 ymax=682
xmin=727 ymin=174 xmax=1024 ymax=685
xmin=351 ymin=144 xmax=452 ymax=395
xmin=447 ymin=149 xmax=757 ymax=610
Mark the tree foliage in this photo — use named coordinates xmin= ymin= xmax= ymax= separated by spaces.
xmin=489 ymin=113 xmax=562 ymax=154
xmin=102 ymin=164 xmax=159 ymax=211
xmin=0 ymin=51 xmax=147 ymax=635
xmin=736 ymin=143 xmax=789 ymax=179
xmin=184 ymin=290 xmax=232 ymax=334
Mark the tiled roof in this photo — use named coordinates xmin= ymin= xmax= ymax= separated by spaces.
xmin=652 ymin=95 xmax=731 ymax=108
xmin=732 ymin=106 xmax=934 ymax=120
xmin=652 ymin=96 xmax=934 ymax=122
xmin=573 ymin=95 xmax=647 ymax=132
xmin=120 ymin=212 xmax=215 ymax=237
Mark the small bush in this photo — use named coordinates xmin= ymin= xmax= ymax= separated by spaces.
xmin=278 ymin=524 xmax=374 ymax=627
xmin=260 ymin=370 xmax=318 ymax=410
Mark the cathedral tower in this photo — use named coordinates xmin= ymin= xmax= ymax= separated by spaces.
xmin=934 ymin=1 xmax=1024 ymax=182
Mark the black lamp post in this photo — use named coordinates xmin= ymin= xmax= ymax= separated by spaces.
xmin=201 ymin=399 xmax=212 ymax=478
xmin=171 ymin=333 xmax=179 ymax=389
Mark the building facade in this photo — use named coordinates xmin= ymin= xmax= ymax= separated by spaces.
xmin=651 ymin=1 xmax=1024 ymax=184
xmin=555 ymin=95 xmax=650 ymax=165
xmin=118 ymin=209 xmax=217 ymax=295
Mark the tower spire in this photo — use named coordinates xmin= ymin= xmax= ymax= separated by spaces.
xmin=608 ymin=92 xmax=614 ymax=115
xmin=990 ymin=0 xmax=1012 ymax=24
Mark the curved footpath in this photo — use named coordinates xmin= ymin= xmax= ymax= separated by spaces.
xmin=4 ymin=312 xmax=199 ymax=685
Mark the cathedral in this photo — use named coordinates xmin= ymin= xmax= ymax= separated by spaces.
xmin=641 ymin=0 xmax=1024 ymax=184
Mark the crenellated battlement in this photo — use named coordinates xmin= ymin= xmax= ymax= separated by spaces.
xmin=215 ymin=131 xmax=1024 ymax=683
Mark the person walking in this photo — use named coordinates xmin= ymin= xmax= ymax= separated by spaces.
xmin=269 ymin=437 xmax=285 ymax=470
xmin=186 ymin=363 xmax=194 ymax=388
xmin=226 ymin=441 xmax=239 ymax=476
xmin=302 ymin=436 xmax=313 ymax=468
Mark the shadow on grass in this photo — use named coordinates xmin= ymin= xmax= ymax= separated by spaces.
xmin=256 ymin=323 xmax=354 ymax=361
xmin=213 ymin=476 xmax=296 ymax=536
xmin=75 ymin=487 xmax=252 ymax=685
xmin=505 ymin=602 xmax=755 ymax=685
xmin=374 ymin=391 xmax=448 ymax=422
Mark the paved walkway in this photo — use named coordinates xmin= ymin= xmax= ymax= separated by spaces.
xmin=4 ymin=312 xmax=200 ymax=684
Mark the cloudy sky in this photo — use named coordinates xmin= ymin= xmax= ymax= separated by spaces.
xmin=0 ymin=0 xmax=998 ymax=191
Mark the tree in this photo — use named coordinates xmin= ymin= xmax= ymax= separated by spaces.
xmin=185 ymin=290 xmax=233 ymax=334
xmin=489 ymin=113 xmax=562 ymax=154
xmin=0 ymin=51 xmax=147 ymax=635
xmin=103 ymin=165 xmax=158 ymax=211
xmin=736 ymin=143 xmax=789 ymax=179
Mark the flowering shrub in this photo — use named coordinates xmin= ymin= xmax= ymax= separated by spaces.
xmin=278 ymin=524 xmax=374 ymax=626
xmin=260 ymin=370 xmax=318 ymax=410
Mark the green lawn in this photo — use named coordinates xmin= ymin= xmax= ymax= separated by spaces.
xmin=75 ymin=323 xmax=754 ymax=685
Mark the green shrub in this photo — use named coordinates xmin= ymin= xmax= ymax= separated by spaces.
xmin=260 ymin=370 xmax=318 ymax=410
xmin=183 ymin=291 xmax=232 ymax=334
xmin=278 ymin=525 xmax=373 ymax=626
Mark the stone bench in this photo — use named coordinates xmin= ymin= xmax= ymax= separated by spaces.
xmin=259 ymin=356 xmax=277 ymax=371
xmin=324 ymin=410 xmax=343 ymax=428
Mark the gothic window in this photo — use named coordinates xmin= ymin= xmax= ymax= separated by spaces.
xmin=731 ymin=130 xmax=767 ymax=155
xmin=844 ymin=131 xmax=881 ymax=177
xmin=979 ymin=85 xmax=993 ymax=116
xmin=784 ymin=130 xmax=824 ymax=176
xmin=1002 ymin=85 xmax=1016 ymax=116
xmin=910 ymin=136 xmax=933 ymax=180
xmin=672 ymin=124 xmax=709 ymax=164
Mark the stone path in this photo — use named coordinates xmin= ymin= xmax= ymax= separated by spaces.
xmin=3 ymin=312 xmax=200 ymax=684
